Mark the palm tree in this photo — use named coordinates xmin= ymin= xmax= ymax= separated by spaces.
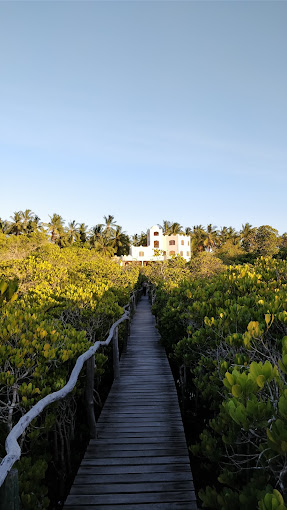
xmin=20 ymin=209 xmax=34 ymax=233
xmin=240 ymin=223 xmax=255 ymax=252
xmin=45 ymin=214 xmax=65 ymax=243
xmin=190 ymin=225 xmax=206 ymax=253
xmin=169 ymin=222 xmax=183 ymax=235
xmin=131 ymin=234 xmax=139 ymax=246
xmin=78 ymin=223 xmax=89 ymax=244
xmin=114 ymin=226 xmax=130 ymax=256
xmin=103 ymin=215 xmax=117 ymax=235
xmin=204 ymin=224 xmax=218 ymax=252
xmin=67 ymin=220 xmax=79 ymax=244
xmin=9 ymin=212 xmax=23 ymax=236
xmin=226 ymin=226 xmax=240 ymax=245
xmin=90 ymin=224 xmax=104 ymax=249
xmin=0 ymin=218 xmax=10 ymax=234
xmin=161 ymin=220 xmax=172 ymax=235
xmin=27 ymin=215 xmax=43 ymax=233
xmin=92 ymin=235 xmax=115 ymax=256
xmin=240 ymin=223 xmax=253 ymax=240
xmin=218 ymin=226 xmax=228 ymax=246
xmin=185 ymin=227 xmax=192 ymax=236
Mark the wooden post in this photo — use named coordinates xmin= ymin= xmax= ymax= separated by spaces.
xmin=113 ymin=327 xmax=120 ymax=380
xmin=0 ymin=468 xmax=19 ymax=510
xmin=85 ymin=355 xmax=97 ymax=439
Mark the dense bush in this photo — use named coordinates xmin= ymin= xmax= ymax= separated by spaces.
xmin=151 ymin=256 xmax=287 ymax=509
xmin=0 ymin=244 xmax=139 ymax=509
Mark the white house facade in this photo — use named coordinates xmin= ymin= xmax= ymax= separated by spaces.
xmin=121 ymin=225 xmax=191 ymax=266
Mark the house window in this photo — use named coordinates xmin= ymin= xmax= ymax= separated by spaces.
xmin=154 ymin=231 xmax=159 ymax=236
xmin=154 ymin=240 xmax=159 ymax=248
xmin=186 ymin=251 xmax=190 ymax=256
xmin=169 ymin=250 xmax=175 ymax=256
xmin=139 ymin=251 xmax=144 ymax=257
xmin=180 ymin=251 xmax=183 ymax=256
xmin=181 ymin=240 xmax=184 ymax=245
xmin=188 ymin=241 xmax=190 ymax=246
xmin=169 ymin=240 xmax=175 ymax=245
xmin=163 ymin=251 xmax=166 ymax=255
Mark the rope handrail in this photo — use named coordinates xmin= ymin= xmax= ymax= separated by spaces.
xmin=0 ymin=291 xmax=138 ymax=488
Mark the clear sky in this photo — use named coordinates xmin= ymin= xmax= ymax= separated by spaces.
xmin=1 ymin=0 xmax=286 ymax=236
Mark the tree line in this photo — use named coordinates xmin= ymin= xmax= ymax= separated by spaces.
xmin=1 ymin=211 xmax=287 ymax=261
xmin=133 ymin=220 xmax=287 ymax=261
xmin=0 ymin=211 xmax=130 ymax=256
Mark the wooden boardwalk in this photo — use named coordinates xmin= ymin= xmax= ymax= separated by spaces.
xmin=64 ymin=295 xmax=197 ymax=509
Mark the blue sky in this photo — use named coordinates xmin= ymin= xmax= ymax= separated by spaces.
xmin=1 ymin=1 xmax=286 ymax=236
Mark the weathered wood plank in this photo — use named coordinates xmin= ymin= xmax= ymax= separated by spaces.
xmin=81 ymin=456 xmax=190 ymax=466
xmin=77 ymin=464 xmax=192 ymax=475
xmin=65 ymin=491 xmax=196 ymax=505
xmin=73 ymin=471 xmax=193 ymax=484
xmin=70 ymin=480 xmax=194 ymax=494
xmin=64 ymin=503 xmax=198 ymax=510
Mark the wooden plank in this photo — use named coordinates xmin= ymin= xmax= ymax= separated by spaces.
xmin=64 ymin=503 xmax=198 ymax=510
xmin=84 ymin=449 xmax=189 ymax=458
xmin=65 ymin=491 xmax=196 ymax=505
xmin=81 ymin=456 xmax=190 ymax=466
xmin=70 ymin=481 xmax=194 ymax=494
xmin=89 ymin=437 xmax=186 ymax=445
xmin=73 ymin=472 xmax=193 ymax=484
xmin=77 ymin=464 xmax=192 ymax=475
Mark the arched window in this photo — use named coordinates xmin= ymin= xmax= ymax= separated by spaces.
xmin=139 ymin=251 xmax=144 ymax=257
xmin=169 ymin=250 xmax=175 ymax=256
xmin=180 ymin=251 xmax=183 ymax=256
xmin=181 ymin=240 xmax=184 ymax=245
xmin=154 ymin=231 xmax=159 ymax=236
xmin=154 ymin=241 xmax=159 ymax=248
xmin=186 ymin=251 xmax=190 ymax=256
xmin=169 ymin=240 xmax=175 ymax=245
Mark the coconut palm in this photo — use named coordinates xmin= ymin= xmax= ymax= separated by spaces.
xmin=45 ymin=214 xmax=65 ymax=243
xmin=114 ymin=226 xmax=130 ymax=256
xmin=103 ymin=215 xmax=117 ymax=236
xmin=0 ymin=218 xmax=10 ymax=234
xmin=27 ymin=215 xmax=43 ymax=233
xmin=20 ymin=209 xmax=34 ymax=233
xmin=169 ymin=222 xmax=183 ymax=235
xmin=92 ymin=235 xmax=115 ymax=256
xmin=218 ymin=226 xmax=228 ymax=246
xmin=203 ymin=224 xmax=218 ymax=252
xmin=131 ymin=234 xmax=139 ymax=246
xmin=78 ymin=223 xmax=89 ymax=244
xmin=226 ymin=226 xmax=240 ymax=245
xmin=190 ymin=225 xmax=206 ymax=253
xmin=9 ymin=212 xmax=23 ymax=236
xmin=240 ymin=223 xmax=256 ymax=252
xmin=67 ymin=220 xmax=79 ymax=244
xmin=161 ymin=220 xmax=172 ymax=235
xmin=90 ymin=224 xmax=104 ymax=249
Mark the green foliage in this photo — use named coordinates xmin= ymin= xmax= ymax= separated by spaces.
xmin=0 ymin=243 xmax=139 ymax=508
xmin=151 ymin=256 xmax=287 ymax=506
xmin=0 ymin=278 xmax=18 ymax=306
xmin=258 ymin=490 xmax=287 ymax=510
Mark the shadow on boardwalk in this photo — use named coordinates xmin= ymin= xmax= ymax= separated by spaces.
xmin=64 ymin=295 xmax=197 ymax=509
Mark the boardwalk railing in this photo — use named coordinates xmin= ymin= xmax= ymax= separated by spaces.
xmin=0 ymin=289 xmax=140 ymax=508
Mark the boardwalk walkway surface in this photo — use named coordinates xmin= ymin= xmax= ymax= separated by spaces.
xmin=64 ymin=295 xmax=197 ymax=509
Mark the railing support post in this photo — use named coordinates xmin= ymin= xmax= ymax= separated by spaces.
xmin=85 ymin=355 xmax=97 ymax=439
xmin=0 ymin=468 xmax=19 ymax=510
xmin=113 ymin=327 xmax=120 ymax=380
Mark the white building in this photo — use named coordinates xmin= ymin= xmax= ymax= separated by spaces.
xmin=121 ymin=225 xmax=191 ymax=266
